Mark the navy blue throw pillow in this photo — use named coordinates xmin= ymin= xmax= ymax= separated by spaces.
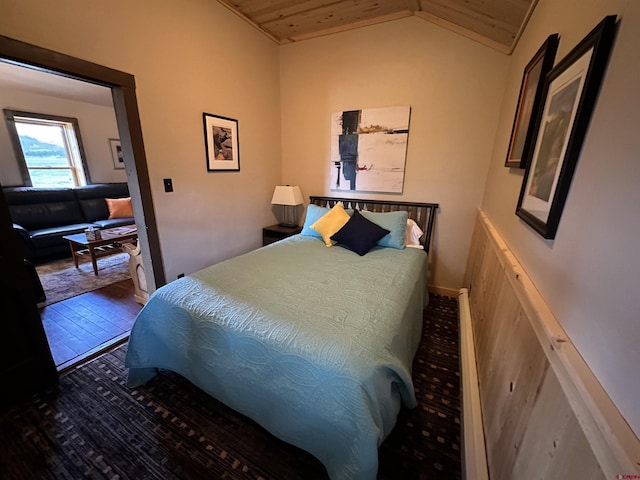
xmin=331 ymin=209 xmax=390 ymax=256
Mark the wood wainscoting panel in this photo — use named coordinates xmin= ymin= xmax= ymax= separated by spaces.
xmin=511 ymin=369 xmax=603 ymax=480
xmin=463 ymin=210 xmax=639 ymax=479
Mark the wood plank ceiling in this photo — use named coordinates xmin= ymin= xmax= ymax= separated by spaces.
xmin=217 ymin=0 xmax=538 ymax=54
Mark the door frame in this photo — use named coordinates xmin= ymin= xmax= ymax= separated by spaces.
xmin=0 ymin=34 xmax=166 ymax=290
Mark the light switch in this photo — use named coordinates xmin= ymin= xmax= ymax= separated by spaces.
xmin=163 ymin=178 xmax=173 ymax=192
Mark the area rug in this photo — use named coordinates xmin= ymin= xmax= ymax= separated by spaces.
xmin=0 ymin=295 xmax=461 ymax=480
xmin=36 ymin=252 xmax=131 ymax=306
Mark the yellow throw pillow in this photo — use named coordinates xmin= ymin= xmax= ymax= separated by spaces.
xmin=106 ymin=197 xmax=133 ymax=219
xmin=310 ymin=202 xmax=350 ymax=247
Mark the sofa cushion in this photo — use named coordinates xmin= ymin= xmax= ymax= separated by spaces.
xmin=74 ymin=183 xmax=130 ymax=222
xmin=3 ymin=187 xmax=85 ymax=231
xmin=92 ymin=217 xmax=135 ymax=229
xmin=30 ymin=223 xmax=96 ymax=249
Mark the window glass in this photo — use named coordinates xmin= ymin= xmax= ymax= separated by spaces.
xmin=4 ymin=110 xmax=90 ymax=188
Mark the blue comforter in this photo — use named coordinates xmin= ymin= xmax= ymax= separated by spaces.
xmin=125 ymin=235 xmax=427 ymax=479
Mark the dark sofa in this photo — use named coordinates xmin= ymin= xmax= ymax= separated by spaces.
xmin=3 ymin=183 xmax=134 ymax=261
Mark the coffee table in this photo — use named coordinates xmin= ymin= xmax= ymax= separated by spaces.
xmin=63 ymin=225 xmax=138 ymax=276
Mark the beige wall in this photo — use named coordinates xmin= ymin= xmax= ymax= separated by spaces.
xmin=1 ymin=2 xmax=509 ymax=292
xmin=0 ymin=87 xmax=124 ymax=185
xmin=0 ymin=0 xmax=283 ymax=280
xmin=279 ymin=17 xmax=509 ymax=291
xmin=482 ymin=0 xmax=640 ymax=437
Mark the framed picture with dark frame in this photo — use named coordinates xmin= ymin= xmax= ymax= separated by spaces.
xmin=109 ymin=138 xmax=124 ymax=169
xmin=505 ymin=34 xmax=558 ymax=168
xmin=203 ymin=112 xmax=240 ymax=172
xmin=516 ymin=15 xmax=617 ymax=239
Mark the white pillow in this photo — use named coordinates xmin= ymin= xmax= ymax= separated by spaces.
xmin=405 ymin=218 xmax=424 ymax=248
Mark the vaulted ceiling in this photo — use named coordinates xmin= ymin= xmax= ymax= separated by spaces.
xmin=0 ymin=0 xmax=538 ymax=105
xmin=217 ymin=0 xmax=538 ymax=53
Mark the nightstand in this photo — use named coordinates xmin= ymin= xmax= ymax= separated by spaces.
xmin=262 ymin=224 xmax=302 ymax=246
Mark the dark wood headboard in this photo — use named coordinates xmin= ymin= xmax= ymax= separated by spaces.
xmin=308 ymin=196 xmax=439 ymax=255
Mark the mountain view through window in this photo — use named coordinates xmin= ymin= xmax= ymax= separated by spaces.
xmin=6 ymin=112 xmax=89 ymax=188
xmin=16 ymin=123 xmax=76 ymax=187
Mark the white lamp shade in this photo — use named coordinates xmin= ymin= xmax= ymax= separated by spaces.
xmin=271 ymin=185 xmax=303 ymax=206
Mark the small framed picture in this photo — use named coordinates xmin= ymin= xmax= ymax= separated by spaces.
xmin=203 ymin=112 xmax=240 ymax=172
xmin=109 ymin=138 xmax=125 ymax=169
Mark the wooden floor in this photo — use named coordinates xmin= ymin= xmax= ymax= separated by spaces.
xmin=39 ymin=279 xmax=142 ymax=371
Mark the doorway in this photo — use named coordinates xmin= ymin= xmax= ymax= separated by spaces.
xmin=0 ymin=34 xmax=165 ymax=373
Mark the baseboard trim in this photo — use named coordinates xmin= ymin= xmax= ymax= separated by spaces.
xmin=428 ymin=285 xmax=458 ymax=297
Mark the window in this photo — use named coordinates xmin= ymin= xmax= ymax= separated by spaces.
xmin=4 ymin=110 xmax=91 ymax=188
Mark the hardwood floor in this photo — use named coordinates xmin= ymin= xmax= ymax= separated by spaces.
xmin=38 ymin=279 xmax=142 ymax=371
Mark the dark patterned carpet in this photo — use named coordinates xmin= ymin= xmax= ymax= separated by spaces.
xmin=0 ymin=294 xmax=460 ymax=479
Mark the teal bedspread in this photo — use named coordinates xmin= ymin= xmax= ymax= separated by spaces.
xmin=125 ymin=235 xmax=428 ymax=479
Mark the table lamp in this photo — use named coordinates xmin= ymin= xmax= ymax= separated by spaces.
xmin=271 ymin=185 xmax=303 ymax=227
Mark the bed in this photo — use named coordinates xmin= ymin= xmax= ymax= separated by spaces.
xmin=125 ymin=196 xmax=438 ymax=480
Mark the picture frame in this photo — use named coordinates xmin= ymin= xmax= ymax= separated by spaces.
xmin=203 ymin=112 xmax=240 ymax=172
xmin=109 ymin=138 xmax=125 ymax=169
xmin=505 ymin=34 xmax=558 ymax=168
xmin=516 ymin=15 xmax=617 ymax=239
